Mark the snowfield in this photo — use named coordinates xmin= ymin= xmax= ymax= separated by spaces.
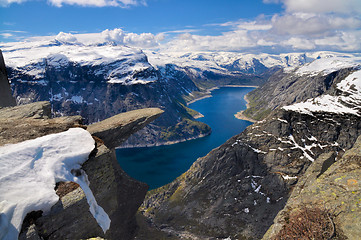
xmin=294 ymin=56 xmax=361 ymax=76
xmin=0 ymin=128 xmax=110 ymax=240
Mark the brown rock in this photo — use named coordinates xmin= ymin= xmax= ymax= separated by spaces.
xmin=87 ymin=108 xmax=164 ymax=149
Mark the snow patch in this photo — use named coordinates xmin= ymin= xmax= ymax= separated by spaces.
xmin=0 ymin=128 xmax=110 ymax=239
xmin=295 ymin=57 xmax=360 ymax=77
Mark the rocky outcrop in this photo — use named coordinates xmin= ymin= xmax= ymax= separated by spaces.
xmin=88 ymin=108 xmax=163 ymax=149
xmin=0 ymin=101 xmax=83 ymax=146
xmin=0 ymin=101 xmax=163 ymax=240
xmin=263 ymin=135 xmax=361 ymax=239
xmin=0 ymin=49 xmax=16 ymax=108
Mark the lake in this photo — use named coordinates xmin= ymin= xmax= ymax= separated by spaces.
xmin=116 ymin=87 xmax=254 ymax=189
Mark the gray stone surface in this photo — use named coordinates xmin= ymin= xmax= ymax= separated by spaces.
xmin=88 ymin=108 xmax=164 ymax=149
xmin=0 ymin=101 xmax=83 ymax=146
xmin=0 ymin=101 xmax=51 ymax=119
xmin=263 ymin=136 xmax=361 ymax=239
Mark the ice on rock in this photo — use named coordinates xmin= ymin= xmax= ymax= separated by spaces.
xmin=0 ymin=128 xmax=110 ymax=240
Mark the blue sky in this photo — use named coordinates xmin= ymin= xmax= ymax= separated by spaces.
xmin=1 ymin=0 xmax=361 ymax=53
xmin=1 ymin=0 xmax=281 ymax=38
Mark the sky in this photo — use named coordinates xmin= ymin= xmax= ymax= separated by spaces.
xmin=1 ymin=0 xmax=361 ymax=53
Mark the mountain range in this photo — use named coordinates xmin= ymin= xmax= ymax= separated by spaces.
xmin=2 ymin=37 xmax=360 ymax=147
xmin=1 ymin=36 xmax=361 ymax=239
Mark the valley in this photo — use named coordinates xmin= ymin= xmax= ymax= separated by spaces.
xmin=1 ymin=37 xmax=361 ymax=240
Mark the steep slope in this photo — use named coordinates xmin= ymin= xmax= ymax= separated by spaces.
xmin=263 ymin=136 xmax=361 ymax=239
xmin=140 ymin=57 xmax=361 ymax=239
xmin=243 ymin=57 xmax=361 ymax=121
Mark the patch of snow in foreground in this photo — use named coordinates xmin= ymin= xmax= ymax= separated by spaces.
xmin=0 ymin=128 xmax=110 ymax=240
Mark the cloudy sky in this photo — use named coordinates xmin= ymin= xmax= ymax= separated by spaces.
xmin=1 ymin=0 xmax=361 ymax=53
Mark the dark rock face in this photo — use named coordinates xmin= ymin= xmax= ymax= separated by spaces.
xmin=0 ymin=50 xmax=16 ymax=108
xmin=141 ymin=67 xmax=361 ymax=239
xmin=141 ymin=108 xmax=360 ymax=239
xmin=35 ymin=144 xmax=149 ymax=240
xmin=243 ymin=68 xmax=355 ymax=121
xmin=6 ymin=55 xmax=210 ymax=147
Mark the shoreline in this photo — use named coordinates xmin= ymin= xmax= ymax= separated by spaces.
xmin=116 ymin=132 xmax=211 ymax=149
xmin=187 ymin=85 xmax=258 ymax=106
xmin=234 ymin=94 xmax=257 ymax=123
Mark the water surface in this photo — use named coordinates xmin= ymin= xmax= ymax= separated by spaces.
xmin=116 ymin=87 xmax=254 ymax=189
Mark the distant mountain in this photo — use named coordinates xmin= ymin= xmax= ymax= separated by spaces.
xmin=140 ymin=57 xmax=361 ymax=239
xmin=2 ymin=37 xmax=360 ymax=146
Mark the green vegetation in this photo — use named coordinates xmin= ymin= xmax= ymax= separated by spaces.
xmin=242 ymin=92 xmax=272 ymax=121
xmin=160 ymin=118 xmax=211 ymax=142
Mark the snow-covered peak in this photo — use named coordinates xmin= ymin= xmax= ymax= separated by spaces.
xmin=144 ymin=50 xmax=360 ymax=76
xmin=1 ymin=38 xmax=157 ymax=85
xmin=293 ymin=56 xmax=361 ymax=76
xmin=283 ymin=68 xmax=361 ymax=116
xmin=0 ymin=128 xmax=110 ymax=239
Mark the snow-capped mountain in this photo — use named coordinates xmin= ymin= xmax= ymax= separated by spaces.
xmin=2 ymin=40 xmax=157 ymax=85
xmin=2 ymin=33 xmax=360 ymax=146
xmin=145 ymin=50 xmax=359 ymax=76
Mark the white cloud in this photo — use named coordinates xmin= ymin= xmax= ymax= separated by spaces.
xmin=281 ymin=37 xmax=316 ymax=50
xmin=0 ymin=33 xmax=13 ymax=38
xmin=265 ymin=0 xmax=361 ymax=14
xmin=99 ymin=28 xmax=162 ymax=48
xmin=0 ymin=0 xmax=146 ymax=7
xmin=161 ymin=11 xmax=361 ymax=53
xmin=271 ymin=13 xmax=361 ymax=36
xmin=55 ymin=32 xmax=78 ymax=43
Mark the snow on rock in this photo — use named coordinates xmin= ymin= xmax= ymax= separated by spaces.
xmin=283 ymin=69 xmax=361 ymax=117
xmin=294 ymin=56 xmax=361 ymax=76
xmin=0 ymin=128 xmax=110 ymax=240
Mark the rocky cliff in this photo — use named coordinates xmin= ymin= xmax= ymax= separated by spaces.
xmin=263 ymin=136 xmax=361 ymax=239
xmin=0 ymin=50 xmax=16 ymax=108
xmin=0 ymin=101 xmax=163 ymax=240
xmin=140 ymin=57 xmax=361 ymax=239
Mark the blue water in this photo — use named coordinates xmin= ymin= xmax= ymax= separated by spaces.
xmin=116 ymin=87 xmax=254 ymax=189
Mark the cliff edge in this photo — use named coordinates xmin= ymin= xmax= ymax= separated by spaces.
xmin=0 ymin=101 xmax=163 ymax=240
